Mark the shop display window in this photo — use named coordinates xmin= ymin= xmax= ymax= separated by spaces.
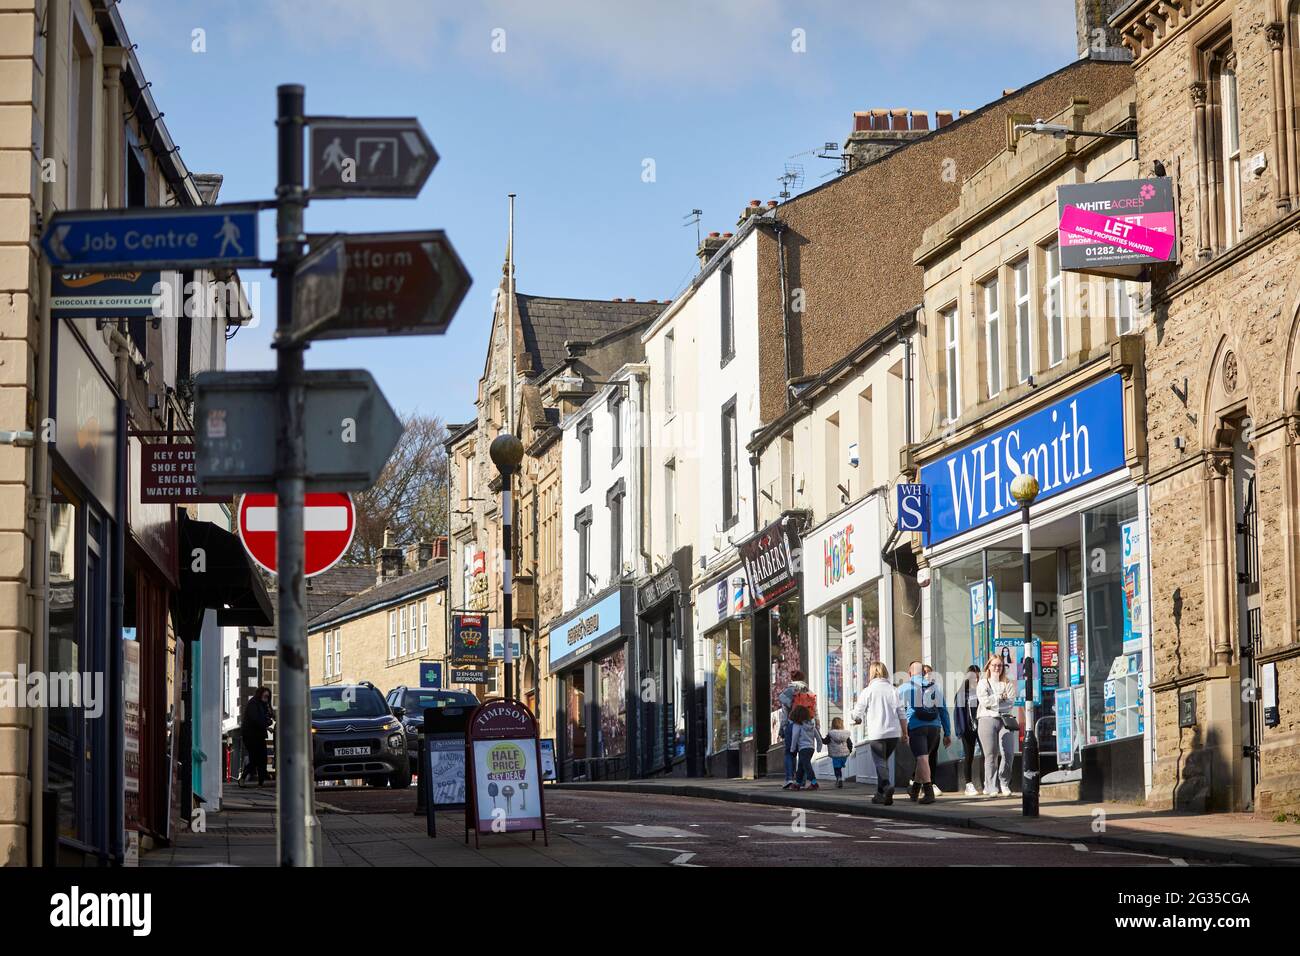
xmin=565 ymin=671 xmax=587 ymax=760
xmin=597 ymin=648 xmax=627 ymax=759
xmin=1082 ymin=493 xmax=1143 ymax=744
xmin=48 ymin=488 xmax=81 ymax=841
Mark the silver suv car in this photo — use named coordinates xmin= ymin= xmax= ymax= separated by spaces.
xmin=311 ymin=683 xmax=410 ymax=788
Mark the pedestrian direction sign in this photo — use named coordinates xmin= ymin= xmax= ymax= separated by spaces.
xmin=42 ymin=203 xmax=260 ymax=271
xmin=308 ymin=117 xmax=437 ymax=198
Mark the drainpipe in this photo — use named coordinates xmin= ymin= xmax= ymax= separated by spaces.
xmin=635 ymin=370 xmax=651 ymax=573
xmin=902 ymin=322 xmax=915 ymax=448
xmin=107 ymin=325 xmax=131 ymax=866
xmin=772 ymin=219 xmax=792 ymax=409
xmin=103 ymin=44 xmax=127 ymax=868
xmin=29 ymin=0 xmax=68 ymax=867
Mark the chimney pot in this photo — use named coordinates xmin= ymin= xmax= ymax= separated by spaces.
xmin=721 ymin=232 xmax=733 ymax=238
xmin=749 ymin=199 xmax=761 ymax=207
xmin=853 ymin=111 xmax=871 ymax=132
xmin=871 ymin=108 xmax=888 ymax=130
xmin=766 ymin=200 xmax=778 ymax=208
xmin=911 ymin=111 xmax=929 ymax=131
xmin=890 ymin=109 xmax=909 ymax=131
xmin=936 ymin=110 xmax=954 ymax=128
xmin=708 ymin=231 xmax=720 ymax=238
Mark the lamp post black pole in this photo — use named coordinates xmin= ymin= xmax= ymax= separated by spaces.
xmin=1010 ymin=472 xmax=1041 ymax=818
xmin=490 ymin=434 xmax=525 ymax=700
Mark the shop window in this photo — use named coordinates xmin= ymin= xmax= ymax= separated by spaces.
xmin=1082 ymin=494 xmax=1143 ymax=745
xmin=1044 ymin=241 xmax=1064 ymax=367
xmin=709 ymin=619 xmax=751 ymax=753
xmin=983 ymin=276 xmax=1002 ymax=398
xmin=825 ymin=606 xmax=844 ymax=725
xmin=565 ymin=670 xmax=587 ymax=760
xmin=767 ymin=599 xmax=804 ymax=715
xmin=1013 ymin=256 xmax=1033 ymax=384
xmin=942 ymin=304 xmax=960 ymax=422
xmin=597 ymin=648 xmax=627 ymax=759
xmin=48 ymin=487 xmax=82 ymax=841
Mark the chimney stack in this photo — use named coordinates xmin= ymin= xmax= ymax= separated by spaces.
xmin=737 ymin=198 xmax=766 ymax=226
xmin=404 ymin=541 xmax=435 ymax=572
xmin=378 ymin=527 xmax=405 ymax=585
xmin=843 ymin=109 xmax=941 ymax=171
xmin=697 ymin=231 xmax=726 ymax=268
xmin=1076 ymin=0 xmax=1131 ymax=61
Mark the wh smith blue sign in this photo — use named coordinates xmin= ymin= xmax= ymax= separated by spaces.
xmin=918 ymin=375 xmax=1125 ymax=546
xmin=42 ymin=204 xmax=260 ymax=271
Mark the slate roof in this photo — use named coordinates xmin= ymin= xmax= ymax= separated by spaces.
xmin=516 ymin=295 xmax=664 ymax=378
xmin=246 ymin=564 xmax=375 ymax=638
xmin=307 ymin=560 xmax=449 ymax=630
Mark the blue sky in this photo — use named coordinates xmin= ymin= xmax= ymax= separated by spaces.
xmin=128 ymin=0 xmax=1077 ymax=424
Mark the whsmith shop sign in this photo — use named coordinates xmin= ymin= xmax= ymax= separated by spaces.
xmin=548 ymin=584 xmax=634 ymax=671
xmin=1056 ymin=177 xmax=1177 ymax=278
xmin=918 ymin=375 xmax=1126 ymax=546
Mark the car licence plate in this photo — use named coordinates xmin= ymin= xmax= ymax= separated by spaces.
xmin=335 ymin=746 xmax=371 ymax=757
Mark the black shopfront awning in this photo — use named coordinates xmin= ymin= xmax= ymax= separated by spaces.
xmin=174 ymin=511 xmax=274 ymax=639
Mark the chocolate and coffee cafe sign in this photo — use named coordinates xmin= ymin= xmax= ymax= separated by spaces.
xmin=739 ymin=514 xmax=805 ymax=610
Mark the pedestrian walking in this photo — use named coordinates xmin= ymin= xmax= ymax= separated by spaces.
xmin=786 ymin=704 xmax=821 ymax=790
xmin=901 ymin=661 xmax=950 ymax=804
xmin=824 ymin=717 xmax=854 ymax=788
xmin=777 ymin=670 xmax=810 ymax=787
xmin=852 ymin=661 xmax=907 ymax=805
xmin=977 ymin=656 xmax=1018 ymax=797
xmin=239 ymin=686 xmax=274 ymax=787
xmin=954 ymin=665 xmax=982 ymax=796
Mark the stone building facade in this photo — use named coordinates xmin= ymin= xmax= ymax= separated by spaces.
xmin=446 ymin=271 xmax=662 ymax=742
xmin=1116 ymin=0 xmax=1300 ymax=814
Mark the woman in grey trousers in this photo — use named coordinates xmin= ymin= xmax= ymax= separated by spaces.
xmin=976 ymin=655 xmax=1017 ymax=796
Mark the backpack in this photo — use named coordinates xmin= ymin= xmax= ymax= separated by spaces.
xmin=792 ymin=691 xmax=817 ymax=715
xmin=909 ymin=681 xmax=939 ymax=722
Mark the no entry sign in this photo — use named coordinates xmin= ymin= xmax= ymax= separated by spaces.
xmin=237 ymin=492 xmax=355 ymax=577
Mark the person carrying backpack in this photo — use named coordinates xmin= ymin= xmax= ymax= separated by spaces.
xmin=901 ymin=661 xmax=950 ymax=804
xmin=786 ymin=704 xmax=822 ymax=790
xmin=777 ymin=671 xmax=809 ymax=787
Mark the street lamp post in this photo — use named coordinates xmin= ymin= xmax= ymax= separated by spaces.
xmin=490 ymin=433 xmax=525 ymax=701
xmin=1009 ymin=472 xmax=1041 ymax=818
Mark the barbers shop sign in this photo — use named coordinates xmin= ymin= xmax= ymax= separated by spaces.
xmin=740 ymin=515 xmax=803 ymax=610
xmin=918 ymin=375 xmax=1126 ymax=546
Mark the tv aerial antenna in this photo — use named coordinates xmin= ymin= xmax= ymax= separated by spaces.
xmin=778 ymin=163 xmax=804 ymax=200
xmin=682 ymin=208 xmax=702 ymax=248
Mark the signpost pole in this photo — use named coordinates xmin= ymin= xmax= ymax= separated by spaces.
xmin=274 ymin=83 xmax=317 ymax=866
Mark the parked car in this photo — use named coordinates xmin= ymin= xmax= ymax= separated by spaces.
xmin=386 ymin=686 xmax=480 ymax=770
xmin=311 ymin=682 xmax=410 ymax=788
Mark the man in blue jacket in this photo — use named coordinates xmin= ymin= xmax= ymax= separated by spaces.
xmin=901 ymin=661 xmax=951 ymax=804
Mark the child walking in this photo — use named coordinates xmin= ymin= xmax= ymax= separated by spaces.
xmin=825 ymin=717 xmax=854 ymax=788
xmin=787 ymin=704 xmax=822 ymax=790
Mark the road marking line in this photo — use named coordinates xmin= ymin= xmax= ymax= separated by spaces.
xmin=1071 ymin=843 xmax=1089 ymax=852
xmin=671 ymin=851 xmax=701 ymax=867
xmin=749 ymin=824 xmax=851 ymax=838
xmin=1169 ymin=858 xmax=1189 ymax=866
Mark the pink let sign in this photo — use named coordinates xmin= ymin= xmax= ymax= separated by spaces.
xmin=1058 ymin=204 xmax=1175 ymax=262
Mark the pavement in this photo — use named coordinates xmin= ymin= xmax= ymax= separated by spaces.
xmin=141 ymin=780 xmax=665 ymax=867
xmin=556 ymin=776 xmax=1300 ymax=866
xmin=141 ymin=779 xmax=1225 ymax=867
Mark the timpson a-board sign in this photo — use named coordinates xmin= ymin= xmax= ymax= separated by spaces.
xmin=464 ymin=698 xmax=548 ymax=847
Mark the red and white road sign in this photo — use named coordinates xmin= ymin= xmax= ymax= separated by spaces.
xmin=237 ymin=492 xmax=356 ymax=578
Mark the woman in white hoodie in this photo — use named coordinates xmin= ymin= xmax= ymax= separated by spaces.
xmin=976 ymin=654 xmax=1018 ymax=796
xmin=851 ymin=661 xmax=908 ymax=805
